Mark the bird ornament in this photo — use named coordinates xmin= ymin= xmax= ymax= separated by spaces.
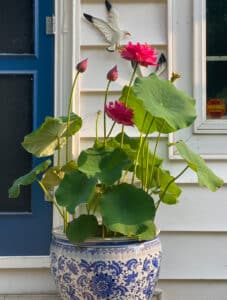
xmin=83 ymin=0 xmax=131 ymax=52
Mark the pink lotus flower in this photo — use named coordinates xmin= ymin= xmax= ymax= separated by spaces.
xmin=105 ymin=101 xmax=134 ymax=126
xmin=107 ymin=65 xmax=118 ymax=81
xmin=120 ymin=42 xmax=158 ymax=67
xmin=76 ymin=58 xmax=88 ymax=73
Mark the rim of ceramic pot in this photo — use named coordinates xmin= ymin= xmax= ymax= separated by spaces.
xmin=52 ymin=226 xmax=161 ymax=248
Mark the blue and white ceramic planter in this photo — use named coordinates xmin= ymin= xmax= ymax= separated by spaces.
xmin=50 ymin=229 xmax=162 ymax=300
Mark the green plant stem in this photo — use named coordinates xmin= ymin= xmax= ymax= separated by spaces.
xmin=57 ymin=137 xmax=61 ymax=168
xmin=36 ymin=180 xmax=64 ymax=219
xmin=155 ymin=165 xmax=189 ymax=211
xmin=106 ymin=121 xmax=116 ymax=138
xmin=120 ymin=62 xmax=138 ymax=148
xmin=95 ymin=111 xmax=102 ymax=143
xmin=148 ymin=121 xmax=166 ymax=191
xmin=66 ymin=71 xmax=80 ymax=163
xmin=131 ymin=115 xmax=154 ymax=184
xmin=104 ymin=80 xmax=111 ymax=146
xmin=148 ymin=131 xmax=162 ymax=192
xmin=144 ymin=141 xmax=150 ymax=189
xmin=131 ymin=131 xmax=144 ymax=185
xmin=102 ymin=225 xmax=105 ymax=239
xmin=63 ymin=209 xmax=68 ymax=233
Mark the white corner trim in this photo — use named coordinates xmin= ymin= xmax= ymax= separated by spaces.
xmin=0 ymin=256 xmax=50 ymax=269
xmin=167 ymin=0 xmax=173 ymax=80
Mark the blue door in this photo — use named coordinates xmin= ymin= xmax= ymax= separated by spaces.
xmin=0 ymin=0 xmax=54 ymax=255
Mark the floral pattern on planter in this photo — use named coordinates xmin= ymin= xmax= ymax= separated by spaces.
xmin=50 ymin=232 xmax=162 ymax=300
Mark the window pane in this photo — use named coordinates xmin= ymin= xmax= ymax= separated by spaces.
xmin=0 ymin=74 xmax=33 ymax=212
xmin=206 ymin=0 xmax=227 ymax=56
xmin=0 ymin=0 xmax=34 ymax=54
xmin=206 ymin=0 xmax=227 ymax=119
xmin=206 ymin=62 xmax=227 ymax=119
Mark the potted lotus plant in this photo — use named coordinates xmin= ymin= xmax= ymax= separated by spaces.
xmin=8 ymin=42 xmax=224 ymax=300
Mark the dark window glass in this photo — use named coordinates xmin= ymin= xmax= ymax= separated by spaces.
xmin=206 ymin=0 xmax=227 ymax=56
xmin=0 ymin=74 xmax=33 ymax=212
xmin=206 ymin=0 xmax=227 ymax=119
xmin=207 ymin=62 xmax=227 ymax=99
xmin=0 ymin=0 xmax=34 ymax=54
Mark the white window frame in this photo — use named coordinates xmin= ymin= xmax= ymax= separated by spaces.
xmin=193 ymin=0 xmax=227 ymax=133
xmin=168 ymin=0 xmax=227 ymax=161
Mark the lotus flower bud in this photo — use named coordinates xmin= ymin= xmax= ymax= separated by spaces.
xmin=170 ymin=72 xmax=181 ymax=83
xmin=107 ymin=65 xmax=118 ymax=81
xmin=76 ymin=58 xmax=88 ymax=73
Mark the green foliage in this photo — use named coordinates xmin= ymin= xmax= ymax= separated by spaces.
xmin=157 ymin=168 xmax=182 ymax=204
xmin=100 ymin=183 xmax=156 ymax=239
xmin=22 ymin=113 xmax=82 ymax=157
xmin=55 ymin=170 xmax=97 ymax=214
xmin=78 ymin=147 xmax=131 ymax=185
xmin=120 ymin=86 xmax=158 ymax=133
xmin=58 ymin=113 xmax=82 ymax=137
xmin=66 ymin=215 xmax=99 ymax=243
xmin=8 ymin=160 xmax=51 ymax=198
xmin=61 ymin=160 xmax=78 ymax=173
xmin=41 ymin=167 xmax=64 ymax=190
xmin=8 ymin=51 xmax=224 ymax=244
xmin=133 ymin=74 xmax=197 ymax=133
xmin=175 ymin=140 xmax=224 ymax=191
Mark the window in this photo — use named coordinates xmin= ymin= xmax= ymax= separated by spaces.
xmin=206 ymin=0 xmax=227 ymax=120
xmin=169 ymin=0 xmax=227 ymax=163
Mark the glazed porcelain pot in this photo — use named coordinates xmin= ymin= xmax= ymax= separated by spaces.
xmin=50 ymin=228 xmax=162 ymax=300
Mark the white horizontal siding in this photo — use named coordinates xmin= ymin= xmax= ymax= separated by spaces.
xmin=81 ymin=1 xmax=167 ymax=47
xmin=0 ymin=296 xmax=60 ymax=300
xmin=0 ymin=257 xmax=49 ymax=269
xmin=160 ymin=232 xmax=227 ymax=279
xmin=156 ymin=184 xmax=227 ymax=232
xmin=158 ymin=280 xmax=227 ymax=300
xmin=80 ymin=47 xmax=167 ymax=92
xmin=0 ymin=269 xmax=56 ymax=295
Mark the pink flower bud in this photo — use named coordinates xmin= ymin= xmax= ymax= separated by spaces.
xmin=107 ymin=65 xmax=118 ymax=81
xmin=76 ymin=58 xmax=88 ymax=73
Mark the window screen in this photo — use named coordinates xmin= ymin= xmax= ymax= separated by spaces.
xmin=0 ymin=74 xmax=33 ymax=212
xmin=0 ymin=0 xmax=34 ymax=54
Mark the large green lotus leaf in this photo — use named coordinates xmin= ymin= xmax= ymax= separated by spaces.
xmin=41 ymin=166 xmax=64 ymax=190
xmin=176 ymin=140 xmax=224 ymax=191
xmin=22 ymin=117 xmax=67 ymax=157
xmin=58 ymin=113 xmax=82 ymax=137
xmin=156 ymin=168 xmax=182 ymax=204
xmin=120 ymin=86 xmax=157 ymax=133
xmin=78 ymin=147 xmax=131 ymax=185
xmin=133 ymin=74 xmax=196 ymax=132
xmin=66 ymin=215 xmax=99 ymax=243
xmin=55 ymin=170 xmax=97 ymax=214
xmin=137 ymin=220 xmax=156 ymax=241
xmin=8 ymin=160 xmax=51 ymax=198
xmin=120 ymin=86 xmax=175 ymax=133
xmin=114 ymin=133 xmax=163 ymax=168
xmin=100 ymin=183 xmax=156 ymax=239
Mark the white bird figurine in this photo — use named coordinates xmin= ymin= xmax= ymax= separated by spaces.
xmin=83 ymin=0 xmax=131 ymax=52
